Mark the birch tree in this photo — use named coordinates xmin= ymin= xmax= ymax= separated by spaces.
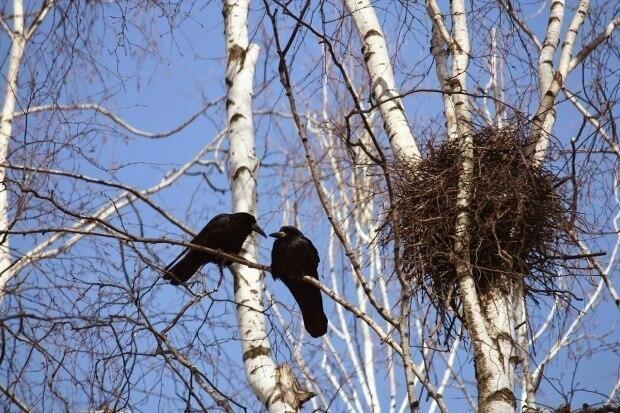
xmin=0 ymin=0 xmax=54 ymax=300
xmin=223 ymin=0 xmax=312 ymax=410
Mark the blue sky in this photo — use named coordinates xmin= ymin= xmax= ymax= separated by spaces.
xmin=3 ymin=0 xmax=619 ymax=411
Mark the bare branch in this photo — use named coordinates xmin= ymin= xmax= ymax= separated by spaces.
xmin=498 ymin=0 xmax=541 ymax=48
xmin=531 ymin=224 xmax=620 ymax=387
xmin=299 ymin=273 xmax=447 ymax=411
xmin=570 ymin=18 xmax=620 ymax=71
xmin=0 ymin=162 xmax=195 ymax=235
xmin=0 ymin=15 xmax=13 ymax=39
xmin=563 ymin=88 xmax=620 ymax=157
xmin=24 ymin=0 xmax=54 ymax=40
xmin=14 ymin=101 xmax=219 ymax=139
xmin=0 ymin=382 xmax=31 ymax=413
xmin=568 ymin=229 xmax=620 ymax=308
xmin=264 ymin=2 xmax=397 ymax=329
xmin=1 ymin=130 xmax=226 ymax=297
xmin=426 ymin=0 xmax=457 ymax=51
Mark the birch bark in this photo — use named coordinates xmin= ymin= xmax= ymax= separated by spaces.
xmin=343 ymin=0 xmax=420 ymax=160
xmin=428 ymin=17 xmax=458 ymax=141
xmin=529 ymin=0 xmax=591 ymax=163
xmin=223 ymin=0 xmax=312 ymax=410
xmin=426 ymin=1 xmax=519 ymax=410
xmin=0 ymin=0 xmax=26 ymax=301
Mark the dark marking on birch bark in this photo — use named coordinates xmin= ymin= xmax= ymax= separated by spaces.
xmin=273 ymin=364 xmax=315 ymax=409
xmin=233 ymin=270 xmax=240 ymax=292
xmin=228 ymin=44 xmax=245 ymax=62
xmin=487 ymin=388 xmax=517 ymax=408
xmin=232 ymin=166 xmax=252 ymax=181
xmin=372 ymin=77 xmax=393 ymax=101
xmin=448 ymin=77 xmax=462 ymax=92
xmin=364 ymin=29 xmax=382 ymax=40
xmin=265 ymin=390 xmax=283 ymax=409
xmin=509 ymin=355 xmax=521 ymax=365
xmin=230 ymin=113 xmax=245 ymax=123
xmin=243 ymin=345 xmax=271 ymax=361
xmin=550 ymin=0 xmax=563 ymax=9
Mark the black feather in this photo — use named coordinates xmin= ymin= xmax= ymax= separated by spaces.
xmin=270 ymin=226 xmax=328 ymax=338
xmin=163 ymin=212 xmax=262 ymax=285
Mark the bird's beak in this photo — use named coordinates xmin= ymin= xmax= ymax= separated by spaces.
xmin=252 ymin=223 xmax=267 ymax=238
xmin=269 ymin=231 xmax=286 ymax=239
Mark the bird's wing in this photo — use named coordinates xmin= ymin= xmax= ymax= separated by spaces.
xmin=165 ymin=214 xmax=231 ymax=271
xmin=302 ymin=236 xmax=320 ymax=264
xmin=273 ymin=236 xmax=327 ymax=337
xmin=288 ymin=237 xmax=320 ymax=278
xmin=191 ymin=213 xmax=231 ymax=244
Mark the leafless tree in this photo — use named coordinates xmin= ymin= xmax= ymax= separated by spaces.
xmin=1 ymin=0 xmax=618 ymax=412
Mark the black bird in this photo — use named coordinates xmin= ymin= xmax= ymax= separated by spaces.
xmin=270 ymin=226 xmax=328 ymax=338
xmin=164 ymin=212 xmax=266 ymax=285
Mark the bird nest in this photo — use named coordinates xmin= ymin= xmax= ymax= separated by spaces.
xmin=385 ymin=124 xmax=572 ymax=329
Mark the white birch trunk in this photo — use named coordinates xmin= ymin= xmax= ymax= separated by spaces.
xmin=430 ymin=1 xmax=518 ymax=410
xmin=429 ymin=20 xmax=458 ymax=141
xmin=527 ymin=0 xmax=565 ymax=163
xmin=538 ymin=1 xmax=566 ymax=95
xmin=0 ymin=0 xmax=26 ymax=300
xmin=477 ymin=289 xmax=517 ymax=413
xmin=449 ymin=0 xmax=471 ymax=133
xmin=426 ymin=3 xmax=515 ymax=411
xmin=516 ymin=285 xmax=537 ymax=412
xmin=223 ymin=1 xmax=312 ymax=411
xmin=529 ymin=0 xmax=591 ymax=164
xmin=343 ymin=0 xmax=420 ymax=160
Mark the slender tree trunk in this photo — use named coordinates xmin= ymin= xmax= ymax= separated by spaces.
xmin=428 ymin=21 xmax=458 ymax=141
xmin=0 ymin=0 xmax=26 ymax=301
xmin=223 ymin=1 xmax=313 ymax=411
xmin=343 ymin=0 xmax=420 ymax=160
xmin=529 ymin=0 xmax=590 ymax=164
xmin=475 ymin=289 xmax=517 ymax=413
xmin=344 ymin=1 xmax=422 ymax=408
xmin=427 ymin=1 xmax=519 ymax=410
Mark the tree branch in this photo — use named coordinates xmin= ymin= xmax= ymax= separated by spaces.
xmin=570 ymin=18 xmax=619 ymax=71
xmin=0 ymin=382 xmax=31 ymax=413
xmin=1 ymin=130 xmax=226 ymax=296
xmin=13 ymin=101 xmax=219 ymax=139
xmin=24 ymin=0 xmax=54 ymax=40
xmin=562 ymin=88 xmax=620 ymax=158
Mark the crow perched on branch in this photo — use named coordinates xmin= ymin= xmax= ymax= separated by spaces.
xmin=270 ymin=226 xmax=328 ymax=338
xmin=163 ymin=212 xmax=266 ymax=285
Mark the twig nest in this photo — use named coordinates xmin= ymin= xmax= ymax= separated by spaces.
xmin=385 ymin=124 xmax=570 ymax=324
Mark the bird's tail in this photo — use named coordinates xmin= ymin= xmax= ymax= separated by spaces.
xmin=163 ymin=251 xmax=204 ymax=285
xmin=287 ymin=281 xmax=328 ymax=338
